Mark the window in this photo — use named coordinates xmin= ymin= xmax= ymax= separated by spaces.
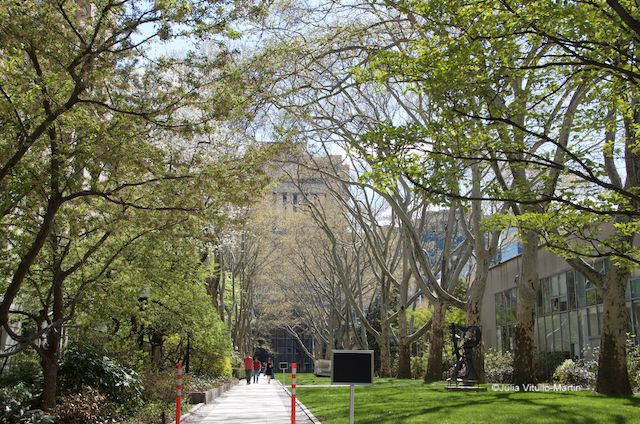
xmin=560 ymin=312 xmax=570 ymax=352
xmin=559 ymin=273 xmax=567 ymax=296
xmin=631 ymin=279 xmax=640 ymax=299
xmin=536 ymin=318 xmax=546 ymax=351
xmin=559 ymin=295 xmax=568 ymax=312
xmin=543 ymin=278 xmax=551 ymax=314
xmin=495 ymin=293 xmax=504 ymax=325
xmin=495 ymin=288 xmax=517 ymax=325
xmin=499 ymin=325 xmax=515 ymax=352
xmin=585 ymin=282 xmax=598 ymax=306
xmin=626 ymin=280 xmax=632 ymax=299
xmin=597 ymin=304 xmax=604 ymax=333
xmin=569 ymin=311 xmax=579 ymax=353
xmin=551 ymin=297 xmax=560 ymax=313
xmin=566 ymin=271 xmax=576 ymax=310
xmin=545 ymin=315 xmax=553 ymax=350
xmin=634 ymin=302 xmax=640 ymax=341
xmin=588 ymin=306 xmax=599 ymax=336
xmin=553 ymin=314 xmax=562 ymax=352
xmin=536 ymin=282 xmax=544 ymax=315
xmin=551 ymin=275 xmax=559 ymax=297
xmin=576 ymin=272 xmax=586 ymax=308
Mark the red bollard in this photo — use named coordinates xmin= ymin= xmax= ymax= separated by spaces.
xmin=176 ymin=361 xmax=183 ymax=424
xmin=291 ymin=362 xmax=297 ymax=424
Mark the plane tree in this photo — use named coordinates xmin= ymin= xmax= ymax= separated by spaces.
xmin=356 ymin=0 xmax=639 ymax=394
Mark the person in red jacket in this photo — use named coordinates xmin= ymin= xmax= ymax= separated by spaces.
xmin=243 ymin=353 xmax=253 ymax=385
xmin=253 ymin=357 xmax=261 ymax=383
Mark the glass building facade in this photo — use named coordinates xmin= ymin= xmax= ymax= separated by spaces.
xmin=269 ymin=328 xmax=314 ymax=372
xmin=496 ymin=263 xmax=640 ymax=357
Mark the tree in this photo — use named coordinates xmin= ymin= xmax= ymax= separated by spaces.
xmin=358 ymin=0 xmax=639 ymax=394
xmin=0 ymin=0 xmax=266 ymax=336
xmin=250 ymin=4 xmax=482 ymax=379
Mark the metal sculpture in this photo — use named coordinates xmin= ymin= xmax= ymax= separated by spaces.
xmin=449 ymin=323 xmax=481 ymax=383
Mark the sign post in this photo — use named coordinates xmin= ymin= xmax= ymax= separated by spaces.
xmin=349 ymin=384 xmax=355 ymax=424
xmin=331 ymin=350 xmax=374 ymax=424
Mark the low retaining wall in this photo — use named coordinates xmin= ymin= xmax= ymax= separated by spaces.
xmin=188 ymin=380 xmax=236 ymax=404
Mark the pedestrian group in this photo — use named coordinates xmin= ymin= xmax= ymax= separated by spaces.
xmin=243 ymin=353 xmax=274 ymax=385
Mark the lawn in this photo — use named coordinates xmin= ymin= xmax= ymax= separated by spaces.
xmin=291 ymin=374 xmax=640 ymax=423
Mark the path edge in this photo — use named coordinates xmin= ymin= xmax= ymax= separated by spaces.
xmin=281 ymin=381 xmax=322 ymax=424
xmin=172 ymin=379 xmax=239 ymax=424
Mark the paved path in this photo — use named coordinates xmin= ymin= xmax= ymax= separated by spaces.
xmin=183 ymin=376 xmax=319 ymax=424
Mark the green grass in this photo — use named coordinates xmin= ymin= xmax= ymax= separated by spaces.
xmin=290 ymin=374 xmax=640 ymax=423
xmin=274 ymin=370 xmax=331 ymax=386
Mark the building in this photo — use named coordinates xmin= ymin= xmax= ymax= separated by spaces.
xmin=270 ymin=328 xmax=314 ymax=373
xmin=263 ymin=150 xmax=350 ymax=372
xmin=481 ymin=247 xmax=640 ymax=358
xmin=268 ymin=152 xmax=349 ymax=211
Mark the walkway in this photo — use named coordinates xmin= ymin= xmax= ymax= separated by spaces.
xmin=183 ymin=376 xmax=319 ymax=424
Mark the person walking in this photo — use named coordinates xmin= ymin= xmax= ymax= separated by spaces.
xmin=243 ymin=353 xmax=253 ymax=385
xmin=253 ymin=356 xmax=261 ymax=383
xmin=265 ymin=359 xmax=274 ymax=384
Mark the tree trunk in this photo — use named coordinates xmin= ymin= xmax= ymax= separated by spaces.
xmin=424 ymin=300 xmax=446 ymax=382
xmin=40 ymin=318 xmax=62 ymax=411
xmin=378 ymin=282 xmax=392 ymax=377
xmin=378 ymin=328 xmax=392 ymax=377
xmin=41 ymin=270 xmax=64 ymax=410
xmin=41 ymin=351 xmax=59 ymax=410
xmin=397 ymin=340 xmax=411 ymax=378
xmin=328 ymin=310 xmax=336 ymax=358
xmin=397 ymin=255 xmax=411 ymax=378
xmin=151 ymin=332 xmax=163 ymax=366
xmin=596 ymin=266 xmax=632 ymax=394
xmin=512 ymin=229 xmax=539 ymax=388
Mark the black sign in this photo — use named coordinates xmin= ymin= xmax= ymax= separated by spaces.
xmin=331 ymin=350 xmax=374 ymax=385
xmin=279 ymin=361 xmax=288 ymax=370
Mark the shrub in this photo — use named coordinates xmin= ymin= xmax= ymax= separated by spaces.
xmin=552 ymin=359 xmax=595 ymax=388
xmin=0 ymin=353 xmax=42 ymax=389
xmin=626 ymin=335 xmax=640 ymax=391
xmin=53 ymin=387 xmax=118 ymax=423
xmin=141 ymin=370 xmax=176 ymax=403
xmin=0 ymin=383 xmax=55 ymax=424
xmin=123 ymin=401 xmax=175 ymax=424
xmin=484 ymin=349 xmax=513 ymax=383
xmin=410 ymin=355 xmax=428 ymax=379
xmin=59 ymin=344 xmax=143 ymax=411
xmin=127 ymin=370 xmax=193 ymax=424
